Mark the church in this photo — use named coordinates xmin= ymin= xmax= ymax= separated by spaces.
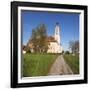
xmin=47 ymin=23 xmax=63 ymax=53
xmin=24 ymin=23 xmax=63 ymax=54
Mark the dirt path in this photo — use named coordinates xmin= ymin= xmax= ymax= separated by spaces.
xmin=48 ymin=55 xmax=73 ymax=75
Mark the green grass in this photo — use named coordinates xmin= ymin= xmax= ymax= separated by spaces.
xmin=63 ymin=54 xmax=79 ymax=74
xmin=22 ymin=53 xmax=59 ymax=77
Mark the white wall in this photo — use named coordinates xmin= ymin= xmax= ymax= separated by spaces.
xmin=0 ymin=0 xmax=89 ymax=90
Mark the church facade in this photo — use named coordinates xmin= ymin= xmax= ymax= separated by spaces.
xmin=47 ymin=23 xmax=63 ymax=53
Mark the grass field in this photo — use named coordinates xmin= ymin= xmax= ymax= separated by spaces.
xmin=22 ymin=53 xmax=59 ymax=77
xmin=63 ymin=54 xmax=79 ymax=74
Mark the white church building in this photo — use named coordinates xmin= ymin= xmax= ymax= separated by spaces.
xmin=25 ymin=23 xmax=63 ymax=54
xmin=47 ymin=23 xmax=63 ymax=53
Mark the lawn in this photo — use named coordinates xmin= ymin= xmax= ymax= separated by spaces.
xmin=63 ymin=54 xmax=79 ymax=74
xmin=22 ymin=53 xmax=59 ymax=77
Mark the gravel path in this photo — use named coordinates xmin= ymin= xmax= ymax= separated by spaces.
xmin=48 ymin=55 xmax=73 ymax=75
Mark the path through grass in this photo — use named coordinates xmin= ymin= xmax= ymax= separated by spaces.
xmin=63 ymin=54 xmax=79 ymax=74
xmin=23 ymin=53 xmax=59 ymax=77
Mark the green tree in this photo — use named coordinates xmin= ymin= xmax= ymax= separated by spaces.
xmin=31 ymin=24 xmax=49 ymax=53
xmin=65 ymin=51 xmax=70 ymax=54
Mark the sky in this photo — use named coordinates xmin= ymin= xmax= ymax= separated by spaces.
xmin=21 ymin=10 xmax=79 ymax=51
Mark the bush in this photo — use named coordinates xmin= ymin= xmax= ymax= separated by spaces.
xmin=65 ymin=51 xmax=70 ymax=54
xmin=26 ymin=49 xmax=31 ymax=53
xmin=62 ymin=51 xmax=64 ymax=54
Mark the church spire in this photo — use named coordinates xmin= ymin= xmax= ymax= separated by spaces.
xmin=54 ymin=22 xmax=60 ymax=45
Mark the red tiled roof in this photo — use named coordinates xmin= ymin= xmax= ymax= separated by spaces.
xmin=46 ymin=36 xmax=57 ymax=42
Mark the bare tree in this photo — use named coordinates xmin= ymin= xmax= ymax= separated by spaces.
xmin=69 ymin=40 xmax=79 ymax=53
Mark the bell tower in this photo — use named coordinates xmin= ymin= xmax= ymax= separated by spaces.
xmin=54 ymin=22 xmax=60 ymax=45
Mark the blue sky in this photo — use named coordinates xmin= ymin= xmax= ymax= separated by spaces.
xmin=21 ymin=10 xmax=79 ymax=51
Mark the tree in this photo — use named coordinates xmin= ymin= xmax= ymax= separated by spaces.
xmin=69 ymin=40 xmax=79 ymax=53
xmin=65 ymin=51 xmax=70 ymax=54
xmin=62 ymin=50 xmax=64 ymax=54
xmin=30 ymin=24 xmax=49 ymax=53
